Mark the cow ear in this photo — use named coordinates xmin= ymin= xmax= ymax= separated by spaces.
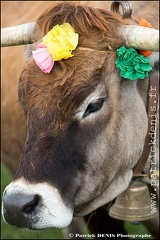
xmin=24 ymin=45 xmax=34 ymax=62
xmin=23 ymin=24 xmax=43 ymax=62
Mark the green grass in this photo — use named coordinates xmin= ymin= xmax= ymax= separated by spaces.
xmin=125 ymin=222 xmax=152 ymax=239
xmin=1 ymin=163 xmax=153 ymax=239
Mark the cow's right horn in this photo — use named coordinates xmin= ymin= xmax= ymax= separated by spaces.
xmin=119 ymin=25 xmax=159 ymax=51
xmin=1 ymin=22 xmax=36 ymax=47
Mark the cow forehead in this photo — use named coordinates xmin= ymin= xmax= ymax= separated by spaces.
xmin=19 ymin=49 xmax=108 ymax=128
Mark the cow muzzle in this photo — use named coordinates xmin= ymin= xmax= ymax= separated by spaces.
xmin=2 ymin=179 xmax=73 ymax=229
xmin=2 ymin=191 xmax=39 ymax=229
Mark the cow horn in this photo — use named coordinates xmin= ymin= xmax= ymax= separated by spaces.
xmin=119 ymin=25 xmax=159 ymax=51
xmin=1 ymin=22 xmax=36 ymax=47
xmin=1 ymin=22 xmax=159 ymax=51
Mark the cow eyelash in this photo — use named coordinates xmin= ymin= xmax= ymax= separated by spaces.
xmin=83 ymin=98 xmax=105 ymax=118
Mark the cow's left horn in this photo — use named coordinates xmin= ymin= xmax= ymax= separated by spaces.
xmin=119 ymin=25 xmax=159 ymax=51
xmin=1 ymin=22 xmax=36 ymax=47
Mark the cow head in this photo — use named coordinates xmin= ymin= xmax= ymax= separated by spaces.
xmin=2 ymin=2 xmax=158 ymax=230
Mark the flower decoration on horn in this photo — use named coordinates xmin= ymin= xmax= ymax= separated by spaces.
xmin=32 ymin=23 xmax=79 ymax=73
xmin=115 ymin=46 xmax=152 ymax=80
xmin=138 ymin=17 xmax=153 ymax=57
xmin=115 ymin=18 xmax=154 ymax=80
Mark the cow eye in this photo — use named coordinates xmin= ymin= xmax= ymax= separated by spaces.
xmin=83 ymin=99 xmax=104 ymax=118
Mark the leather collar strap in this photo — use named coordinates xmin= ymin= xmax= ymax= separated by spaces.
xmin=133 ymin=71 xmax=159 ymax=177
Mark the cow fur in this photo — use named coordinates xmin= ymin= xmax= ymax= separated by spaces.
xmin=1 ymin=1 xmax=159 ymax=238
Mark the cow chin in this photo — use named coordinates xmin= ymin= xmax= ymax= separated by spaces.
xmin=74 ymin=169 xmax=133 ymax=217
xmin=2 ymin=178 xmax=73 ymax=229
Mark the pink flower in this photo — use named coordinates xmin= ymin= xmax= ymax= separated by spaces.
xmin=32 ymin=43 xmax=54 ymax=73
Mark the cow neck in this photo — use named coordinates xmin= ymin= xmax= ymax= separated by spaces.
xmin=133 ymin=71 xmax=159 ymax=177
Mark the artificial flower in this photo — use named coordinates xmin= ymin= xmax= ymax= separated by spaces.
xmin=138 ymin=17 xmax=153 ymax=57
xmin=32 ymin=43 xmax=54 ymax=73
xmin=115 ymin=46 xmax=152 ymax=80
xmin=42 ymin=23 xmax=79 ymax=61
xmin=32 ymin=23 xmax=79 ymax=73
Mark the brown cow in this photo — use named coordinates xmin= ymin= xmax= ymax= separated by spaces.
xmin=1 ymin=1 xmax=159 ymax=238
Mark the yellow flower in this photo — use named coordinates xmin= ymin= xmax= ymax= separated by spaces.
xmin=42 ymin=23 xmax=79 ymax=61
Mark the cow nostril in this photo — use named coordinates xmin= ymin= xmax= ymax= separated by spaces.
xmin=22 ymin=195 xmax=39 ymax=214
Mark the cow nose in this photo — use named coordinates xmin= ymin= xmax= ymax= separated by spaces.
xmin=2 ymin=191 xmax=40 ymax=228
